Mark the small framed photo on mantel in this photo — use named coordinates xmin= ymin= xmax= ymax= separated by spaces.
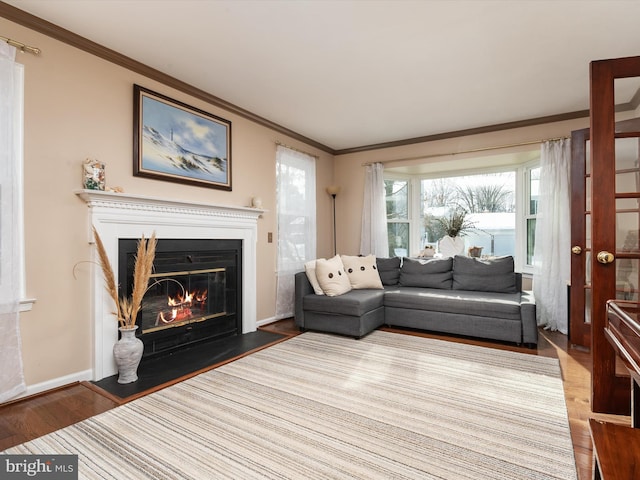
xmin=133 ymin=84 xmax=232 ymax=191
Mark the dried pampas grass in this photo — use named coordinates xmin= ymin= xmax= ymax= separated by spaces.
xmin=92 ymin=226 xmax=157 ymax=329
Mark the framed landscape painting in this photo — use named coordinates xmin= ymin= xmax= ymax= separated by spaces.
xmin=133 ymin=85 xmax=232 ymax=190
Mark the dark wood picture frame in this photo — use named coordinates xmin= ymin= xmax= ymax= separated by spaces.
xmin=133 ymin=85 xmax=232 ymax=190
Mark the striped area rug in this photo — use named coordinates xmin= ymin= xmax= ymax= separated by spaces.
xmin=3 ymin=331 xmax=577 ymax=479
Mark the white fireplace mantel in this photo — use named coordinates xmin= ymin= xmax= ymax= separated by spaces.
xmin=75 ymin=189 xmax=264 ymax=381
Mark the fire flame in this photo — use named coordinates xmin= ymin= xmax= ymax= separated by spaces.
xmin=156 ymin=290 xmax=207 ymax=325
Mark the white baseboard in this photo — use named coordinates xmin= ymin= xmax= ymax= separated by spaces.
xmin=17 ymin=369 xmax=93 ymax=401
xmin=257 ymin=316 xmax=278 ymax=327
xmin=10 ymin=318 xmax=291 ymax=403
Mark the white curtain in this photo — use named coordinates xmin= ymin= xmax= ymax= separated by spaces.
xmin=275 ymin=145 xmax=316 ymax=319
xmin=533 ymin=138 xmax=571 ymax=333
xmin=0 ymin=43 xmax=26 ymax=402
xmin=360 ymin=162 xmax=389 ymax=257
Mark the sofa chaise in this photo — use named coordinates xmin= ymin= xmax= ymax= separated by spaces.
xmin=294 ymin=255 xmax=537 ymax=346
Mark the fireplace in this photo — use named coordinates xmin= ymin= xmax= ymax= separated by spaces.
xmin=76 ymin=189 xmax=262 ymax=381
xmin=119 ymin=238 xmax=242 ymax=359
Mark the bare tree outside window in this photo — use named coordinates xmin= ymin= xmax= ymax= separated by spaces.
xmin=456 ymin=183 xmax=513 ymax=213
xmin=421 ymin=172 xmax=516 ymax=256
xmin=423 ymin=178 xmax=457 ymax=208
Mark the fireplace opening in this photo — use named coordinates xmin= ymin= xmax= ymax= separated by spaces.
xmin=118 ymin=238 xmax=242 ymax=359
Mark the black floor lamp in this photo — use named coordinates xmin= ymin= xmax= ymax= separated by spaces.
xmin=326 ymin=186 xmax=341 ymax=255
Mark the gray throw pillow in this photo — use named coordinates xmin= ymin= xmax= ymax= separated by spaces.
xmin=452 ymin=255 xmax=517 ymax=293
xmin=376 ymin=257 xmax=401 ymax=286
xmin=399 ymin=257 xmax=453 ymax=289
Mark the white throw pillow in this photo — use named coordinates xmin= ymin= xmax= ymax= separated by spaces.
xmin=304 ymin=259 xmax=325 ymax=295
xmin=341 ymin=254 xmax=384 ymax=289
xmin=315 ymin=255 xmax=352 ymax=297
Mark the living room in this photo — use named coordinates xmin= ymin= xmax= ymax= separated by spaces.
xmin=1 ymin=0 xmax=637 ymax=395
xmin=1 ymin=1 xmax=640 ymax=478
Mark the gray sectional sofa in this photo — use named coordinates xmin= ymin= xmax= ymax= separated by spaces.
xmin=294 ymin=255 xmax=537 ymax=346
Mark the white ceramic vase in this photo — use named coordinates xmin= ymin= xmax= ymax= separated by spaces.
xmin=439 ymin=235 xmax=465 ymax=258
xmin=113 ymin=326 xmax=144 ymax=384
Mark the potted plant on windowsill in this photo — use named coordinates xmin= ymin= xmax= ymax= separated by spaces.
xmin=436 ymin=209 xmax=474 ymax=258
xmin=92 ymin=226 xmax=157 ymax=384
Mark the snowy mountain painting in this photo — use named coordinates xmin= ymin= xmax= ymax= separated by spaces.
xmin=137 ymin=88 xmax=231 ymax=189
xmin=142 ymin=125 xmax=227 ymax=181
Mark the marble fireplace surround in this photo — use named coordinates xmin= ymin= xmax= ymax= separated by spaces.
xmin=76 ymin=190 xmax=263 ymax=381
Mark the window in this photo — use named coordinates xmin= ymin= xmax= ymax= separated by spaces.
xmin=385 ymin=178 xmax=410 ymax=257
xmin=0 ymin=45 xmax=27 ymax=401
xmin=0 ymin=48 xmax=30 ymax=311
xmin=525 ymin=166 xmax=540 ymax=266
xmin=384 ymin=154 xmax=540 ymax=271
xmin=422 ymin=172 xmax=516 ymax=257
xmin=275 ymin=145 xmax=316 ymax=318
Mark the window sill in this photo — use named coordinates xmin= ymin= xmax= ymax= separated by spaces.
xmin=20 ymin=298 xmax=36 ymax=312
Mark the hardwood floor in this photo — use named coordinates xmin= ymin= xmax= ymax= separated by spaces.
xmin=0 ymin=383 xmax=119 ymax=451
xmin=0 ymin=320 xmax=629 ymax=480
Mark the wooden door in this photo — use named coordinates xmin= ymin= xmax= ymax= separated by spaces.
xmin=590 ymin=56 xmax=640 ymax=414
xmin=569 ymin=126 xmax=591 ymax=348
xmin=570 ymin=118 xmax=640 ymax=350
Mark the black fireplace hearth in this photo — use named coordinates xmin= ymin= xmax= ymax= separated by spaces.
xmin=93 ymin=329 xmax=285 ymax=400
xmin=118 ymin=238 xmax=242 ymax=359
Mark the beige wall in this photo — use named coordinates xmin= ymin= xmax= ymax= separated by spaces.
xmin=1 ymin=18 xmax=335 ymax=392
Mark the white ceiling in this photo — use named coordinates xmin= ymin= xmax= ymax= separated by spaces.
xmin=5 ymin=0 xmax=640 ymax=152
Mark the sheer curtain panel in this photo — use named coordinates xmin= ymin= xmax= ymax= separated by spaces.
xmin=275 ymin=146 xmax=316 ymax=319
xmin=360 ymin=162 xmax=389 ymax=257
xmin=0 ymin=43 xmax=26 ymax=402
xmin=533 ymin=138 xmax=571 ymax=333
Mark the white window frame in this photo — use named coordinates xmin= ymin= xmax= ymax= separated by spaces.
xmin=520 ymin=162 xmax=541 ymax=275
xmin=385 ymin=158 xmax=540 ymax=266
xmin=274 ymin=145 xmax=316 ymax=319
xmin=384 ymin=174 xmax=415 ymax=257
xmin=1 ymin=54 xmax=32 ymax=312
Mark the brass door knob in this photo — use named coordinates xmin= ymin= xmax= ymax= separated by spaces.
xmin=596 ymin=251 xmax=615 ymax=264
xmin=571 ymin=246 xmax=582 ymax=255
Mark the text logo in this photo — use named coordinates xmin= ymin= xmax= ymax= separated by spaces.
xmin=1 ymin=455 xmax=77 ymax=479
